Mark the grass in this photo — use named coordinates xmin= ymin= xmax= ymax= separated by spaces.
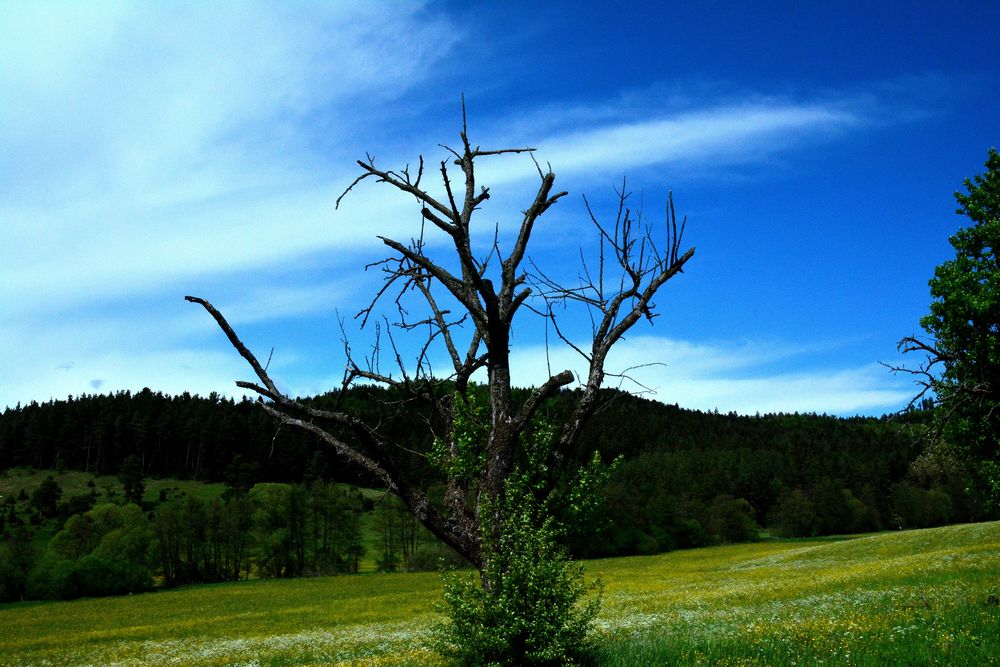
xmin=0 ymin=572 xmax=444 ymax=666
xmin=588 ymin=522 xmax=1000 ymax=665
xmin=143 ymin=478 xmax=229 ymax=504
xmin=0 ymin=468 xmax=228 ymax=508
xmin=1 ymin=468 xmax=112 ymax=505
xmin=1 ymin=522 xmax=997 ymax=666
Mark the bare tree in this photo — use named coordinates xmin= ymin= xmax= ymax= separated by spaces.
xmin=186 ymin=112 xmax=694 ymax=571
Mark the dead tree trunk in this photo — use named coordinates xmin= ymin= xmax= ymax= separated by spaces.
xmin=187 ymin=111 xmax=694 ymax=571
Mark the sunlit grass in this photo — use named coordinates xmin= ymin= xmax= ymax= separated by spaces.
xmin=1 ymin=522 xmax=997 ymax=666
xmin=589 ymin=522 xmax=1000 ymax=665
xmin=142 ymin=478 xmax=229 ymax=505
xmin=0 ymin=468 xmax=227 ymax=507
xmin=0 ymin=469 xmax=114 ymax=505
xmin=0 ymin=572 xmax=444 ymax=666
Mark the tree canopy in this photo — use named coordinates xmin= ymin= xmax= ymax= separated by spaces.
xmin=895 ymin=148 xmax=1000 ymax=507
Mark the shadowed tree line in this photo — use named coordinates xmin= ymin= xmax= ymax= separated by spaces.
xmin=0 ymin=478 xmax=366 ymax=602
xmin=1 ymin=389 xmax=323 ymax=484
xmin=3 ymin=387 xmax=992 ymax=560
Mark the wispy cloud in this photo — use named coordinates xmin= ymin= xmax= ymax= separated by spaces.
xmin=1 ymin=2 xmax=458 ymax=316
xmin=538 ymin=103 xmax=859 ymax=175
xmin=0 ymin=0 xmax=877 ymax=320
xmin=506 ymin=335 xmax=911 ymax=416
xmin=219 ymin=280 xmax=354 ymax=327
xmin=1 ymin=2 xmax=457 ymax=202
xmin=0 ymin=313 xmax=252 ymax=407
xmin=0 ymin=2 xmax=930 ymax=412
xmin=473 ymin=95 xmax=865 ymax=190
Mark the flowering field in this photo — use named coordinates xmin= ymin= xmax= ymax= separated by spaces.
xmin=1 ymin=522 xmax=997 ymax=666
xmin=588 ymin=521 xmax=1000 ymax=665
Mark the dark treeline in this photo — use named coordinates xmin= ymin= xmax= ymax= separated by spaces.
xmin=0 ymin=389 xmax=325 ymax=484
xmin=566 ymin=394 xmax=988 ymax=555
xmin=1 ymin=388 xmax=992 ymax=565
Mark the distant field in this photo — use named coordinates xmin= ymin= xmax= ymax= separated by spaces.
xmin=0 ymin=468 xmax=408 ymax=572
xmin=1 ymin=522 xmax=998 ymax=666
xmin=0 ymin=468 xmax=228 ymax=507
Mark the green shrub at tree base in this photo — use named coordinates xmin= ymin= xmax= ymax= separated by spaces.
xmin=431 ymin=408 xmax=609 ymax=666
xmin=433 ymin=482 xmax=601 ymax=666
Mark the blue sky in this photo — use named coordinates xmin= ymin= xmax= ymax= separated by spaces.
xmin=1 ymin=1 xmax=998 ymax=416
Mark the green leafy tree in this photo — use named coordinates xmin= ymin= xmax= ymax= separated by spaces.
xmin=208 ymin=495 xmax=254 ymax=581
xmin=0 ymin=525 xmax=35 ymax=601
xmin=30 ymin=476 xmax=62 ymax=519
xmin=55 ymin=502 xmax=152 ymax=567
xmin=306 ymin=482 xmax=363 ymax=574
xmin=249 ymin=483 xmax=307 ymax=578
xmin=90 ymin=502 xmax=151 ymax=566
xmin=894 ymin=148 xmax=1000 ymax=510
xmin=119 ymin=454 xmax=145 ymax=506
xmin=703 ymin=493 xmax=759 ymax=544
xmin=31 ymin=503 xmax=153 ymax=600
xmin=373 ymin=494 xmax=420 ymax=572
xmin=50 ymin=513 xmax=97 ymax=560
xmin=150 ymin=496 xmax=186 ymax=585
xmin=769 ymin=488 xmax=816 ymax=538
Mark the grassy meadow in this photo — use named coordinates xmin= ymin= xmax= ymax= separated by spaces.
xmin=0 ymin=468 xmax=228 ymax=509
xmin=1 ymin=521 xmax=997 ymax=666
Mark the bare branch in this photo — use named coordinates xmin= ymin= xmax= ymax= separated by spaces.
xmin=523 ymin=182 xmax=695 ymax=460
xmin=503 ymin=169 xmax=568 ymax=313
xmin=514 ymin=370 xmax=575 ymax=430
xmin=413 ymin=277 xmax=463 ymax=371
xmin=885 ymin=334 xmax=993 ymax=419
xmin=346 ymin=157 xmax=459 ymax=231
xmin=185 ymin=296 xmax=282 ymax=397
xmin=382 ymin=240 xmax=488 ymax=332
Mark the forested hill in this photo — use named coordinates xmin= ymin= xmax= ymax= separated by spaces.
xmin=1 ymin=388 xmax=987 ymax=554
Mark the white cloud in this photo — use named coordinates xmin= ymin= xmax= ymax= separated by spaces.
xmin=474 ymin=100 xmax=862 ymax=189
xmin=0 ymin=0 xmax=875 ymax=321
xmin=0 ymin=182 xmax=417 ymax=318
xmin=542 ymin=104 xmax=857 ymax=175
xmin=219 ymin=280 xmax=355 ymax=327
xmin=0 ymin=1 xmax=458 ymax=317
xmin=1 ymin=2 xmax=456 ymax=198
xmin=0 ymin=312 xmax=249 ymax=408
xmin=506 ymin=335 xmax=910 ymax=416
xmin=385 ymin=95 xmax=871 ymax=273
